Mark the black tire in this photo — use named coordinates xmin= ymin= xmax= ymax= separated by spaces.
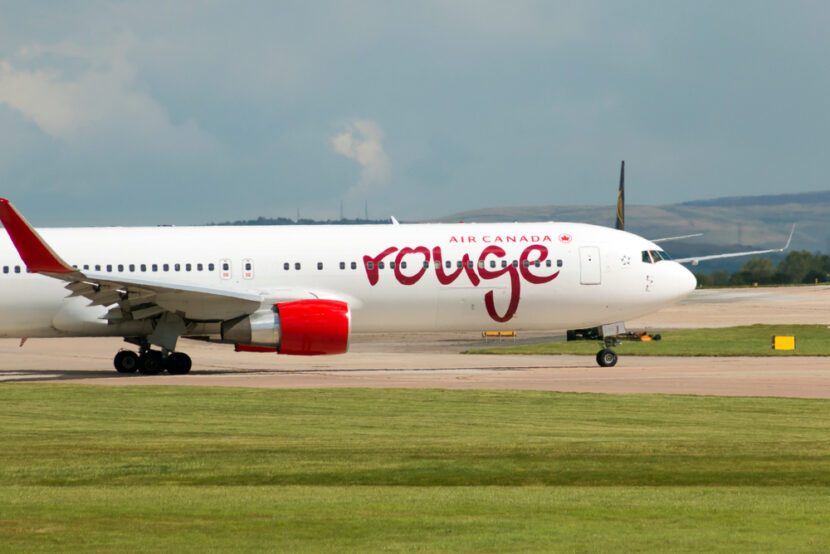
xmin=165 ymin=352 xmax=192 ymax=375
xmin=652 ymin=334 xmax=662 ymax=341
xmin=138 ymin=351 xmax=163 ymax=375
xmin=596 ymin=348 xmax=618 ymax=367
xmin=113 ymin=350 xmax=139 ymax=373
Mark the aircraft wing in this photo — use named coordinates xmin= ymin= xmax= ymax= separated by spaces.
xmin=672 ymin=225 xmax=795 ymax=266
xmin=0 ymin=198 xmax=264 ymax=322
xmin=651 ymin=233 xmax=703 ymax=244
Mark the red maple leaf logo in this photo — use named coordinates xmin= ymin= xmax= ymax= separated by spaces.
xmin=558 ymin=233 xmax=572 ymax=243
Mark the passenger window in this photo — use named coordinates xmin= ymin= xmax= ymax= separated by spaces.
xmin=445 ymin=260 xmax=452 ymax=269
xmin=117 ymin=264 xmax=124 ymax=272
xmin=174 ymin=263 xmax=180 ymax=271
xmin=317 ymin=262 xmax=323 ymax=270
xmin=557 ymin=259 xmax=563 ymax=267
xmin=186 ymin=263 xmax=192 ymax=271
xmin=535 ymin=260 xmax=540 ymax=267
xmin=379 ymin=262 xmax=385 ymax=269
xmin=107 ymin=265 xmax=113 ymax=272
xmin=284 ymin=263 xmax=289 ymax=270
xmin=129 ymin=264 xmax=135 ymax=272
xmin=208 ymin=263 xmax=215 ymax=271
xmin=14 ymin=266 xmax=20 ymax=273
xmin=389 ymin=261 xmax=396 ymax=269
xmin=501 ymin=260 xmax=507 ymax=268
xmin=490 ymin=260 xmax=496 ymax=268
xmin=83 ymin=265 xmax=89 ymax=270
xmin=423 ymin=261 xmax=429 ymax=269
xmin=456 ymin=261 xmax=462 ymax=268
xmin=163 ymin=264 xmax=170 ymax=271
xmin=339 ymin=262 xmax=345 ymax=270
xmin=140 ymin=264 xmax=147 ymax=272
xmin=512 ymin=260 xmax=518 ymax=267
xmin=222 ymin=262 xmax=229 ymax=271
xmin=351 ymin=261 xmax=357 ymax=270
xmin=295 ymin=263 xmax=301 ymax=270
xmin=2 ymin=266 xmax=7 ymax=274
xmin=400 ymin=261 xmax=407 ymax=269
xmin=197 ymin=264 xmax=203 ymax=271
xmin=152 ymin=264 xmax=158 ymax=272
xmin=478 ymin=260 xmax=485 ymax=269
xmin=95 ymin=264 xmax=101 ymax=271
xmin=522 ymin=260 xmax=529 ymax=268
xmin=367 ymin=262 xmax=374 ymax=270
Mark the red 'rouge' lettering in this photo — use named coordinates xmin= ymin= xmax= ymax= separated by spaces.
xmin=478 ymin=245 xmax=521 ymax=322
xmin=363 ymin=246 xmax=398 ymax=286
xmin=394 ymin=247 xmax=430 ymax=285
xmin=520 ymin=245 xmax=560 ymax=284
xmin=364 ymin=242 xmax=560 ymax=322
xmin=431 ymin=247 xmax=463 ymax=285
xmin=431 ymin=247 xmax=480 ymax=286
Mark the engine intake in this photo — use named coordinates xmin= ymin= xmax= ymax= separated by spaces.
xmin=222 ymin=299 xmax=350 ymax=356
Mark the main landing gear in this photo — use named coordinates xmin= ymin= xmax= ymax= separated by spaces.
xmin=595 ymin=337 xmax=619 ymax=367
xmin=113 ymin=349 xmax=192 ymax=375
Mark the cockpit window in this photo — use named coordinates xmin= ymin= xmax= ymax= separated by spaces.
xmin=642 ymin=250 xmax=667 ymax=264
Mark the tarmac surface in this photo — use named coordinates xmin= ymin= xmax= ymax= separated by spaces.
xmin=1 ymin=286 xmax=829 ymax=398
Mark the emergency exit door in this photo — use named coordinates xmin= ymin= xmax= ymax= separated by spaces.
xmin=579 ymin=247 xmax=601 ymax=285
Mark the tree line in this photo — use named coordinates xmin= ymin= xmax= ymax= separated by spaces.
xmin=694 ymin=251 xmax=830 ymax=287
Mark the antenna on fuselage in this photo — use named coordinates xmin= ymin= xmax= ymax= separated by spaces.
xmin=615 ymin=160 xmax=625 ymax=231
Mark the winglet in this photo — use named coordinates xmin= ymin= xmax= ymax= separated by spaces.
xmin=0 ymin=199 xmax=75 ymax=273
xmin=783 ymin=224 xmax=796 ymax=251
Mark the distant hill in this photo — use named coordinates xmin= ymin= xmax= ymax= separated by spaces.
xmin=209 ymin=217 xmax=390 ymax=226
xmin=431 ymin=190 xmax=830 ymax=273
xmin=680 ymin=190 xmax=830 ymax=208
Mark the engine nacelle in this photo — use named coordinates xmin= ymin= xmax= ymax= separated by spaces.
xmin=222 ymin=299 xmax=350 ymax=355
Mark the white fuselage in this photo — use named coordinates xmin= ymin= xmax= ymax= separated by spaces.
xmin=0 ymin=222 xmax=696 ymax=339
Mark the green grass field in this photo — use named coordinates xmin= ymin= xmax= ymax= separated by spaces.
xmin=467 ymin=324 xmax=830 ymax=357
xmin=1 ymin=385 xmax=829 ymax=552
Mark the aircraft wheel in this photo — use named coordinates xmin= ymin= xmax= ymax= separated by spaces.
xmin=114 ymin=350 xmax=139 ymax=373
xmin=138 ymin=351 xmax=164 ymax=375
xmin=596 ymin=348 xmax=618 ymax=367
xmin=166 ymin=352 xmax=192 ymax=375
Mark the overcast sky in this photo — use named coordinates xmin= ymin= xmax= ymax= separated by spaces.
xmin=0 ymin=1 xmax=828 ymax=225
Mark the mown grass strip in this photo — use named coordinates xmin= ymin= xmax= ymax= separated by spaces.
xmin=466 ymin=324 xmax=830 ymax=356
xmin=1 ymin=386 xmax=829 ymax=551
xmin=3 ymin=486 xmax=829 ymax=552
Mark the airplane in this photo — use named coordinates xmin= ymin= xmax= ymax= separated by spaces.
xmin=0 ymin=197 xmax=698 ymax=372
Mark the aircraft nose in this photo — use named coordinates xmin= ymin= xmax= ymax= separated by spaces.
xmin=675 ymin=262 xmax=698 ymax=298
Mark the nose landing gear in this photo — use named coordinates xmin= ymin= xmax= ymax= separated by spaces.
xmin=113 ymin=349 xmax=192 ymax=375
xmin=596 ymin=335 xmax=619 ymax=367
xmin=596 ymin=348 xmax=618 ymax=367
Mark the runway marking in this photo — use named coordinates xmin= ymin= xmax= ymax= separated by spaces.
xmin=0 ymin=372 xmax=62 ymax=382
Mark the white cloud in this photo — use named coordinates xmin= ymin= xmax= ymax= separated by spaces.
xmin=332 ymin=119 xmax=391 ymax=195
xmin=0 ymin=36 xmax=220 ymax=159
